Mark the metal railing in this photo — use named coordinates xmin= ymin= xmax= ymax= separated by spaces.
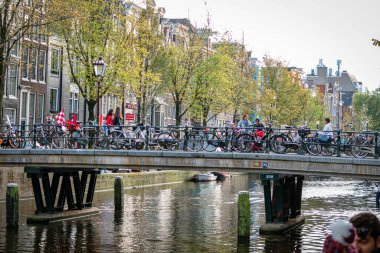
xmin=0 ymin=123 xmax=378 ymax=159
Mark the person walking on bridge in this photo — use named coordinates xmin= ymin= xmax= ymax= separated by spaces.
xmin=237 ymin=114 xmax=251 ymax=133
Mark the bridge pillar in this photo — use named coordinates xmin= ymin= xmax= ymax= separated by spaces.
xmin=25 ymin=166 xmax=100 ymax=224
xmin=260 ymin=174 xmax=305 ymax=234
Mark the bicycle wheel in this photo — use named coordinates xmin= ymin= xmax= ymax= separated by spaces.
xmin=27 ymin=131 xmax=45 ymax=149
xmin=270 ymin=134 xmax=289 ymax=154
xmin=109 ymin=131 xmax=124 ymax=150
xmin=201 ymin=132 xmax=220 ymax=152
xmin=51 ymin=130 xmax=67 ymax=149
xmin=93 ymin=131 xmax=108 ymax=150
xmin=305 ymin=137 xmax=321 ymax=156
xmin=187 ymin=132 xmax=203 ymax=151
xmin=321 ymin=140 xmax=337 ymax=156
xmin=235 ymin=133 xmax=254 ymax=153
xmin=8 ymin=132 xmax=21 ymax=149
xmin=68 ymin=131 xmax=87 ymax=149
xmin=351 ymin=136 xmax=370 ymax=158
xmin=157 ymin=132 xmax=176 ymax=151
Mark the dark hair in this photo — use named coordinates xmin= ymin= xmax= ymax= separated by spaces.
xmin=325 ymin=118 xmax=330 ymax=123
xmin=350 ymin=212 xmax=380 ymax=239
xmin=115 ymin=107 xmax=121 ymax=118
xmin=243 ymin=114 xmax=247 ymax=118
xmin=107 ymin=109 xmax=113 ymax=117
xmin=255 ymin=118 xmax=260 ymax=122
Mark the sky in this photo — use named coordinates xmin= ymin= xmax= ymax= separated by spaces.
xmin=155 ymin=0 xmax=380 ymax=91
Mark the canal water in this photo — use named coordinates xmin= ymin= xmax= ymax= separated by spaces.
xmin=0 ymin=174 xmax=379 ymax=252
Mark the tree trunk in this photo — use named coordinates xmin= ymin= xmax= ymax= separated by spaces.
xmin=136 ymin=97 xmax=141 ymax=123
xmin=0 ymin=45 xmax=5 ymax=123
xmin=141 ymin=91 xmax=146 ymax=124
xmin=175 ymin=101 xmax=181 ymax=126
xmin=202 ymin=108 xmax=209 ymax=127
xmin=233 ymin=109 xmax=238 ymax=124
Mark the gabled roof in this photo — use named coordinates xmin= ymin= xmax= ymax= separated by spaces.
xmin=162 ymin=18 xmax=196 ymax=33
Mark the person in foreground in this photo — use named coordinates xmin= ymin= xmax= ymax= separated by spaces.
xmin=350 ymin=212 xmax=380 ymax=253
xmin=323 ymin=220 xmax=357 ymax=253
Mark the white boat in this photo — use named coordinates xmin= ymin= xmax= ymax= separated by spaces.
xmin=194 ymin=173 xmax=217 ymax=181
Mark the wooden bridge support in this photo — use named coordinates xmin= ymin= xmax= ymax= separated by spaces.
xmin=25 ymin=167 xmax=99 ymax=220
xmin=260 ymin=174 xmax=305 ymax=234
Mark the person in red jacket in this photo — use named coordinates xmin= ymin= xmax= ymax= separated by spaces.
xmin=106 ymin=109 xmax=114 ymax=127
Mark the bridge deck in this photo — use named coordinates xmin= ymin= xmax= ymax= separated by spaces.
xmin=0 ymin=149 xmax=379 ymax=178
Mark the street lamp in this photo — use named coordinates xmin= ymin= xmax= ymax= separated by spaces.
xmin=92 ymin=56 xmax=107 ymax=123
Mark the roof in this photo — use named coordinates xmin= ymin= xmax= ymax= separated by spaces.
xmin=161 ymin=18 xmax=196 ymax=33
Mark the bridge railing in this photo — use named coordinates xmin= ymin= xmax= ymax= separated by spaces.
xmin=0 ymin=123 xmax=378 ymax=159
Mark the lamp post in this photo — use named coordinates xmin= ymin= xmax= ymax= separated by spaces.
xmin=92 ymin=56 xmax=107 ymax=123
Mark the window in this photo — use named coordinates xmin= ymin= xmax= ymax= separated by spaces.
xmin=36 ymin=94 xmax=44 ymax=123
xmin=39 ymin=50 xmax=46 ymax=82
xmin=4 ymin=108 xmax=16 ymax=124
xmin=39 ymin=25 xmax=46 ymax=43
xmin=21 ymin=92 xmax=27 ymax=118
xmin=25 ymin=0 xmax=32 ymax=6
xmin=29 ymin=93 xmax=36 ymax=124
xmin=30 ymin=48 xmax=37 ymax=80
xmin=70 ymin=92 xmax=79 ymax=114
xmin=70 ymin=56 xmax=80 ymax=83
xmin=8 ymin=65 xmax=18 ymax=97
xmin=22 ymin=47 xmax=29 ymax=79
xmin=49 ymin=88 xmax=58 ymax=112
xmin=102 ymin=95 xmax=107 ymax=115
xmin=10 ymin=40 xmax=19 ymax=56
xmin=51 ymin=49 xmax=60 ymax=75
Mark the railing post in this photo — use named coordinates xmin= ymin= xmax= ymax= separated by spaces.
xmin=145 ymin=126 xmax=149 ymax=151
xmin=33 ymin=124 xmax=37 ymax=149
xmin=297 ymin=130 xmax=305 ymax=155
xmin=183 ymin=126 xmax=189 ymax=151
xmin=374 ymin=131 xmax=379 ymax=159
xmin=224 ymin=126 xmax=229 ymax=152
xmin=265 ymin=127 xmax=270 ymax=153
xmin=336 ymin=130 xmax=341 ymax=157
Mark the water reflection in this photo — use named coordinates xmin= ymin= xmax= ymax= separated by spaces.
xmin=1 ymin=175 xmax=380 ymax=252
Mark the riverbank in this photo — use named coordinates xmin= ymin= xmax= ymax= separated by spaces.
xmin=0 ymin=167 xmax=231 ymax=201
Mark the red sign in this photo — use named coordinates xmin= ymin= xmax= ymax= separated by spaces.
xmin=126 ymin=113 xmax=135 ymax=121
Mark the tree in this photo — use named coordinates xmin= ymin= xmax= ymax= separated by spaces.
xmin=130 ymin=3 xmax=162 ymax=124
xmin=213 ymin=41 xmax=256 ymax=123
xmin=353 ymin=89 xmax=380 ymax=130
xmin=260 ymin=56 xmax=325 ymax=127
xmin=49 ymin=0 xmax=137 ymax=121
xmin=156 ymin=36 xmax=204 ymax=126
xmin=192 ymin=52 xmax=234 ymax=125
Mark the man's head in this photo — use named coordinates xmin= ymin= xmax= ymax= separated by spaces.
xmin=350 ymin=212 xmax=380 ymax=253
xmin=255 ymin=118 xmax=260 ymax=124
xmin=243 ymin=114 xmax=248 ymax=120
xmin=325 ymin=118 xmax=330 ymax=124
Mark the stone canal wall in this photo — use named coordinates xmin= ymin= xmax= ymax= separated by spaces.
xmin=0 ymin=167 xmax=198 ymax=201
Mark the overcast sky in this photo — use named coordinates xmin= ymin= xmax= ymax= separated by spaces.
xmin=155 ymin=0 xmax=380 ymax=91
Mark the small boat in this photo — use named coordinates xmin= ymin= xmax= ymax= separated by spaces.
xmin=192 ymin=173 xmax=217 ymax=181
xmin=211 ymin=172 xmax=231 ymax=181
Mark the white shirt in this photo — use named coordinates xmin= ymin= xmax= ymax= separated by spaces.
xmin=323 ymin=123 xmax=333 ymax=136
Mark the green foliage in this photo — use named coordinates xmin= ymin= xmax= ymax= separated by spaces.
xmin=192 ymin=52 xmax=235 ymax=125
xmin=353 ymin=89 xmax=380 ymax=130
xmin=260 ymin=56 xmax=325 ymax=127
xmin=155 ymin=36 xmax=204 ymax=125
